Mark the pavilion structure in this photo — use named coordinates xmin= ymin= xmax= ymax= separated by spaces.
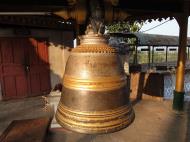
xmin=0 ymin=0 xmax=189 ymax=111
xmin=114 ymin=0 xmax=190 ymax=111
xmin=55 ymin=0 xmax=190 ymax=111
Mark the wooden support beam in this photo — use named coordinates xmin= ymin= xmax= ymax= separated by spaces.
xmin=152 ymin=46 xmax=154 ymax=66
xmin=173 ymin=15 xmax=188 ymax=111
xmin=75 ymin=23 xmax=80 ymax=46
xmin=134 ymin=46 xmax=138 ymax=64
xmin=148 ymin=46 xmax=151 ymax=68
xmin=188 ymin=46 xmax=190 ymax=60
xmin=0 ymin=15 xmax=74 ymax=30
xmin=166 ymin=46 xmax=168 ymax=65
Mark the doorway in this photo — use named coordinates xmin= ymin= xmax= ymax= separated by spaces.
xmin=0 ymin=37 xmax=51 ymax=100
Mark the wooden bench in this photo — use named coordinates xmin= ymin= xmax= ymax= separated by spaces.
xmin=0 ymin=117 xmax=51 ymax=142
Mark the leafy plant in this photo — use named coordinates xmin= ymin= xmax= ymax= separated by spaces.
xmin=106 ymin=21 xmax=143 ymax=64
xmin=106 ymin=21 xmax=143 ymax=33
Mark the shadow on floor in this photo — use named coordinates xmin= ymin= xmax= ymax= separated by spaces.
xmin=46 ymin=129 xmax=98 ymax=142
xmin=0 ymin=96 xmax=189 ymax=142
xmin=185 ymin=102 xmax=190 ymax=142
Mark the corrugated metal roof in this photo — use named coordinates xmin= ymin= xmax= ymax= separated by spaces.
xmin=134 ymin=33 xmax=190 ymax=46
xmin=109 ymin=32 xmax=190 ymax=46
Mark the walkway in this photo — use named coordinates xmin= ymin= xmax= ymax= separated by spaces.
xmin=0 ymin=97 xmax=189 ymax=142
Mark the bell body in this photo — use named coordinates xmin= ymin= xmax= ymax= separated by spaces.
xmin=56 ymin=34 xmax=134 ymax=134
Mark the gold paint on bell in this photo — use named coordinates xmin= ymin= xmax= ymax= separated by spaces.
xmin=55 ymin=32 xmax=135 ymax=134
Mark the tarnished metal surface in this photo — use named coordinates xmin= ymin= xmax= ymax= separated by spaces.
xmin=55 ymin=34 xmax=134 ymax=134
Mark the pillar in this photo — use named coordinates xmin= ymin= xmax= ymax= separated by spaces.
xmin=173 ymin=15 xmax=188 ymax=111
xmin=166 ymin=46 xmax=168 ymax=65
xmin=152 ymin=46 xmax=154 ymax=67
xmin=148 ymin=46 xmax=151 ymax=68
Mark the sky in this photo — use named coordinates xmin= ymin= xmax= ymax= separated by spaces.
xmin=139 ymin=17 xmax=190 ymax=37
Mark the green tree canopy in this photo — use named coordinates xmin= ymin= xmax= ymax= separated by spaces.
xmin=106 ymin=21 xmax=143 ymax=33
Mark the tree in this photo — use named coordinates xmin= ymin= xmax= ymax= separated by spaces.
xmin=106 ymin=21 xmax=143 ymax=33
xmin=106 ymin=21 xmax=143 ymax=65
xmin=106 ymin=21 xmax=143 ymax=46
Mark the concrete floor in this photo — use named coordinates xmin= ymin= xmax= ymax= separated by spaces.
xmin=0 ymin=97 xmax=52 ymax=135
xmin=0 ymin=96 xmax=189 ymax=142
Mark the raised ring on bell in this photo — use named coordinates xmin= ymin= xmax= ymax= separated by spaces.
xmin=56 ymin=103 xmax=134 ymax=134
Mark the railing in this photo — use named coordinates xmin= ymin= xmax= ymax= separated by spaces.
xmin=129 ymin=46 xmax=190 ymax=68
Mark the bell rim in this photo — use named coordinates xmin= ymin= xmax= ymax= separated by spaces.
xmin=55 ymin=104 xmax=135 ymax=134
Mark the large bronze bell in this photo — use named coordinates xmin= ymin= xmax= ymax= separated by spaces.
xmin=56 ymin=30 xmax=135 ymax=134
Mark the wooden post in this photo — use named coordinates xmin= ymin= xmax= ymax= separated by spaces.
xmin=152 ymin=46 xmax=154 ymax=67
xmin=166 ymin=46 xmax=168 ymax=63
xmin=173 ymin=15 xmax=188 ymax=111
xmin=134 ymin=46 xmax=138 ymax=64
xmin=75 ymin=23 xmax=80 ymax=46
xmin=188 ymin=46 xmax=190 ymax=60
xmin=166 ymin=46 xmax=168 ymax=64
xmin=148 ymin=46 xmax=151 ymax=68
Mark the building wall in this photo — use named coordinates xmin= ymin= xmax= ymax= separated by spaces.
xmin=0 ymin=27 xmax=73 ymax=97
xmin=31 ymin=29 xmax=73 ymax=89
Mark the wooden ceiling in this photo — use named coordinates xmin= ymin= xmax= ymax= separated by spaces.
xmin=0 ymin=0 xmax=188 ymax=29
xmin=0 ymin=0 xmax=187 ymax=13
xmin=118 ymin=0 xmax=183 ymax=12
xmin=0 ymin=1 xmax=68 ymax=12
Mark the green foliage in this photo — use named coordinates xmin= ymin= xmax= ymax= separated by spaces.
xmin=106 ymin=21 xmax=143 ymax=46
xmin=106 ymin=21 xmax=143 ymax=57
xmin=106 ymin=21 xmax=143 ymax=33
